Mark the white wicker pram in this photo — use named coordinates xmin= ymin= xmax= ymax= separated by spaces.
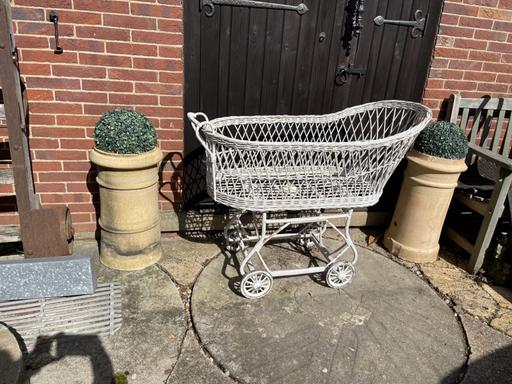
xmin=188 ymin=100 xmax=431 ymax=298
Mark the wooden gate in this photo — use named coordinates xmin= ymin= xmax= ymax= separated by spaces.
xmin=182 ymin=0 xmax=442 ymax=208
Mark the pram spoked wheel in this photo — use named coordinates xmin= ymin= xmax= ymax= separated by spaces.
xmin=240 ymin=271 xmax=273 ymax=299
xmin=325 ymin=262 xmax=355 ymax=288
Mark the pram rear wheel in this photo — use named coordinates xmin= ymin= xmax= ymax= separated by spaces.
xmin=241 ymin=271 xmax=273 ymax=299
xmin=326 ymin=262 xmax=355 ymax=288
xmin=224 ymin=217 xmax=245 ymax=253
xmin=226 ymin=238 xmax=242 ymax=253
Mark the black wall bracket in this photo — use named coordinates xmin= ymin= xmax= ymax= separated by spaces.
xmin=48 ymin=10 xmax=63 ymax=54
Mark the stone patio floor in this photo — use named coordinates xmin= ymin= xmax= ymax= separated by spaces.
xmin=2 ymin=228 xmax=512 ymax=384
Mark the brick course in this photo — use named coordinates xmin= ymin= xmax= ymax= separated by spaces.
xmin=423 ymin=0 xmax=512 ymax=117
xmin=4 ymin=0 xmax=183 ymax=232
xmin=2 ymin=0 xmax=511 ymax=233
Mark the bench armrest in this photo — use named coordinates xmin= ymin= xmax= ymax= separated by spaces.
xmin=468 ymin=142 xmax=512 ymax=171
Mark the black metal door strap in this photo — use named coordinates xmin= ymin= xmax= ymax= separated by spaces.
xmin=200 ymin=0 xmax=308 ymax=17
xmin=374 ymin=9 xmax=427 ymax=38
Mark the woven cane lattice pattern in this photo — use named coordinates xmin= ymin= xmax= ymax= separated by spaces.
xmin=190 ymin=101 xmax=431 ymax=211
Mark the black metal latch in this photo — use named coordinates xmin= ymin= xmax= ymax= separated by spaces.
xmin=335 ymin=64 xmax=365 ymax=85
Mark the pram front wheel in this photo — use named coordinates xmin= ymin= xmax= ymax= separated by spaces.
xmin=241 ymin=271 xmax=273 ymax=299
xmin=326 ymin=262 xmax=355 ymax=288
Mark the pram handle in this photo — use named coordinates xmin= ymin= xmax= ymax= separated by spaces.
xmin=187 ymin=112 xmax=213 ymax=157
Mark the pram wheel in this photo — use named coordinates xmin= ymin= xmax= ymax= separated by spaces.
xmin=297 ymin=223 xmax=324 ymax=251
xmin=297 ymin=237 xmax=315 ymax=251
xmin=241 ymin=271 xmax=273 ymax=299
xmin=226 ymin=234 xmax=242 ymax=253
xmin=326 ymin=262 xmax=355 ymax=288
xmin=224 ymin=216 xmax=244 ymax=253
xmin=225 ymin=227 xmax=243 ymax=252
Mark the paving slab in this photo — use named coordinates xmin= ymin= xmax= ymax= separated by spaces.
xmin=457 ymin=311 xmax=512 ymax=384
xmin=481 ymin=284 xmax=512 ymax=310
xmin=192 ymin=245 xmax=467 ymax=384
xmin=159 ymin=235 xmax=222 ymax=287
xmin=420 ymin=248 xmax=512 ymax=338
xmin=421 ymin=258 xmax=499 ymax=322
xmin=490 ymin=308 xmax=512 ymax=337
xmin=168 ymin=330 xmax=234 ymax=384
xmin=24 ymin=240 xmax=186 ymax=384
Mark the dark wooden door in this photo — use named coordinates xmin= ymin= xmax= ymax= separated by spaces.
xmin=182 ymin=0 xmax=442 ymax=206
xmin=184 ymin=0 xmax=441 ymax=137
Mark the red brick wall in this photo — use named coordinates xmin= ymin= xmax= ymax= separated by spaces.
xmin=2 ymin=0 xmax=512 ymax=234
xmin=423 ymin=0 xmax=512 ymax=119
xmin=3 ymin=0 xmax=183 ymax=233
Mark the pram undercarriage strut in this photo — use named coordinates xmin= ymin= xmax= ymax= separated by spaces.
xmin=225 ymin=209 xmax=358 ymax=299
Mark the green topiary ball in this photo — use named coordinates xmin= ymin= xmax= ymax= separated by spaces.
xmin=94 ymin=109 xmax=157 ymax=154
xmin=414 ymin=121 xmax=468 ymax=160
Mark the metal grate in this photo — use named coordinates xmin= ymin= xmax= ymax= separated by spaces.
xmin=0 ymin=283 xmax=122 ymax=349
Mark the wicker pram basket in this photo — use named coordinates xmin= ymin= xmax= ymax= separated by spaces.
xmin=188 ymin=100 xmax=431 ymax=212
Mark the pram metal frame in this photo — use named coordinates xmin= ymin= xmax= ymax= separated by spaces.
xmin=224 ymin=209 xmax=358 ymax=298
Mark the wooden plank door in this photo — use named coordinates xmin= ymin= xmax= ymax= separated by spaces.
xmin=336 ymin=0 xmax=443 ymax=110
xmin=182 ymin=0 xmax=442 ymax=206
xmin=184 ymin=0 xmax=344 ymax=156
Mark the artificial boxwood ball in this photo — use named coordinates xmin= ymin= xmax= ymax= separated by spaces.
xmin=414 ymin=121 xmax=468 ymax=160
xmin=94 ymin=109 xmax=157 ymax=154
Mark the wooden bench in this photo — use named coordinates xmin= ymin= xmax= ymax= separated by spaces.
xmin=445 ymin=93 xmax=512 ymax=273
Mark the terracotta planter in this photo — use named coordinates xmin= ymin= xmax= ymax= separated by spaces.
xmin=90 ymin=147 xmax=163 ymax=271
xmin=383 ymin=150 xmax=467 ymax=263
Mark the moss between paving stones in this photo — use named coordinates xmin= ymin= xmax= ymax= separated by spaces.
xmin=113 ymin=372 xmax=128 ymax=384
xmin=417 ymin=249 xmax=512 ymax=338
xmin=358 ymin=231 xmax=512 ymax=339
xmin=421 ymin=261 xmax=499 ymax=322
xmin=481 ymin=284 xmax=512 ymax=310
xmin=491 ymin=309 xmax=512 ymax=336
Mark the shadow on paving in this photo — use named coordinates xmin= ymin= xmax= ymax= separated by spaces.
xmin=491 ymin=285 xmax=512 ymax=307
xmin=23 ymin=334 xmax=114 ymax=384
xmin=442 ymin=344 xmax=512 ymax=384
xmin=0 ymin=349 xmax=19 ymax=384
xmin=0 ymin=324 xmax=23 ymax=384
xmin=15 ymin=241 xmax=186 ymax=384
xmin=0 ymin=350 xmax=20 ymax=384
